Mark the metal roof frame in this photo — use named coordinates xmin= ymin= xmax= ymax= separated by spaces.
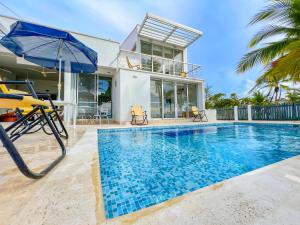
xmin=139 ymin=13 xmax=202 ymax=48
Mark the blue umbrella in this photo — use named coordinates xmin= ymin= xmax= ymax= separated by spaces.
xmin=0 ymin=21 xmax=98 ymax=100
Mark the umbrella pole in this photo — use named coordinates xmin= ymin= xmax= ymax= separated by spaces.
xmin=58 ymin=57 xmax=62 ymax=100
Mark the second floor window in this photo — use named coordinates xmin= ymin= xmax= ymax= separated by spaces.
xmin=140 ymin=40 xmax=183 ymax=62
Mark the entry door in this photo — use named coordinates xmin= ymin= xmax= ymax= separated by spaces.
xmin=77 ymin=73 xmax=97 ymax=118
xmin=177 ymin=84 xmax=188 ymax=118
xmin=97 ymin=76 xmax=112 ymax=118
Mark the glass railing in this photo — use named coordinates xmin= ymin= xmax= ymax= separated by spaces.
xmin=117 ymin=49 xmax=201 ymax=79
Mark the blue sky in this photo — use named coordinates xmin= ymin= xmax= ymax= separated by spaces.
xmin=0 ymin=0 xmax=268 ymax=97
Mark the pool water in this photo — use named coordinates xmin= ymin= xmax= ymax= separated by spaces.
xmin=98 ymin=123 xmax=300 ymax=218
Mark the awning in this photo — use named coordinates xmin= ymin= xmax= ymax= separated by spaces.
xmin=139 ymin=13 xmax=202 ymax=48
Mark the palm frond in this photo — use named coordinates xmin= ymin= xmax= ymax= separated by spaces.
xmin=269 ymin=40 xmax=300 ymax=81
xmin=249 ymin=25 xmax=300 ymax=47
xmin=249 ymin=0 xmax=292 ymax=25
xmin=237 ymin=39 xmax=291 ymax=73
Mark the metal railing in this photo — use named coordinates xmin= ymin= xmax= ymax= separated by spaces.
xmin=116 ymin=49 xmax=201 ymax=79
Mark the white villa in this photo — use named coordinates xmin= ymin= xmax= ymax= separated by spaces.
xmin=0 ymin=13 xmax=205 ymax=124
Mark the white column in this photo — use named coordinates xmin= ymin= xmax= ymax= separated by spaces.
xmin=174 ymin=82 xmax=178 ymax=118
xmin=234 ymin=106 xmax=238 ymax=121
xmin=63 ymin=72 xmax=72 ymax=124
xmin=197 ymin=82 xmax=205 ymax=110
xmin=247 ymin=105 xmax=252 ymax=121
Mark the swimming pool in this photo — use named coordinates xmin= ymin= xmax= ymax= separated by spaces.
xmin=98 ymin=123 xmax=300 ymax=219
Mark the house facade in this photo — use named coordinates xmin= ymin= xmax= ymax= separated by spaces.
xmin=0 ymin=13 xmax=205 ymax=124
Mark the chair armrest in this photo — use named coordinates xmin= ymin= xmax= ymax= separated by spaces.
xmin=0 ymin=80 xmax=38 ymax=99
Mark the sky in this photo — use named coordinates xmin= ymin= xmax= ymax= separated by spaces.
xmin=0 ymin=0 xmax=268 ymax=97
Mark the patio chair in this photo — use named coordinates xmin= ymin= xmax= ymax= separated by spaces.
xmin=126 ymin=56 xmax=140 ymax=70
xmin=0 ymin=80 xmax=68 ymax=139
xmin=191 ymin=106 xmax=208 ymax=122
xmin=0 ymin=81 xmax=66 ymax=179
xmin=131 ymin=105 xmax=148 ymax=125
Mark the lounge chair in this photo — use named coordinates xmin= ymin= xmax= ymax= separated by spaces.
xmin=191 ymin=106 xmax=208 ymax=122
xmin=126 ymin=56 xmax=140 ymax=70
xmin=131 ymin=105 xmax=148 ymax=125
xmin=0 ymin=80 xmax=66 ymax=179
xmin=0 ymin=80 xmax=68 ymax=138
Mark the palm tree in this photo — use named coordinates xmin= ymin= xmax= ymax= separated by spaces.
xmin=251 ymin=91 xmax=268 ymax=105
xmin=237 ymin=0 xmax=300 ymax=82
xmin=250 ymin=73 xmax=290 ymax=102
xmin=286 ymin=90 xmax=300 ymax=102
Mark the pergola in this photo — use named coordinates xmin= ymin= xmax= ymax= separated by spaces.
xmin=139 ymin=13 xmax=202 ymax=48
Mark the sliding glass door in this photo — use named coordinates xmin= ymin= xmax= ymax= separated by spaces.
xmin=97 ymin=77 xmax=112 ymax=118
xmin=77 ymin=73 xmax=97 ymax=118
xmin=163 ymin=81 xmax=175 ymax=118
xmin=150 ymin=80 xmax=162 ymax=118
xmin=77 ymin=74 xmax=112 ymax=119
xmin=150 ymin=79 xmax=198 ymax=119
xmin=177 ymin=84 xmax=188 ymax=118
xmin=188 ymin=84 xmax=198 ymax=117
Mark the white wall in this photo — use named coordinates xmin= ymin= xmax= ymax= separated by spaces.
xmin=112 ymin=72 xmax=121 ymax=122
xmin=71 ymin=33 xmax=119 ymax=67
xmin=206 ymin=109 xmax=217 ymax=122
xmin=120 ymin=25 xmax=139 ymax=51
xmin=116 ymin=69 xmax=151 ymax=123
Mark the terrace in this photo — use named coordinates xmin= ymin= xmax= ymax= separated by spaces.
xmin=117 ymin=49 xmax=202 ymax=79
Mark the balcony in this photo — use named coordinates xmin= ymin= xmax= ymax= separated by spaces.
xmin=117 ymin=49 xmax=201 ymax=79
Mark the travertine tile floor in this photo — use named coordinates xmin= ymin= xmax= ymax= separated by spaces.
xmin=1 ymin=122 xmax=300 ymax=225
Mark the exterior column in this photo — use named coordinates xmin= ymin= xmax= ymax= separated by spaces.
xmin=63 ymin=72 xmax=73 ymax=124
xmin=247 ymin=105 xmax=252 ymax=121
xmin=234 ymin=106 xmax=238 ymax=121
xmin=197 ymin=82 xmax=205 ymax=110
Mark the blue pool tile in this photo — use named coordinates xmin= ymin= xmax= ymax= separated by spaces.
xmin=98 ymin=124 xmax=300 ymax=219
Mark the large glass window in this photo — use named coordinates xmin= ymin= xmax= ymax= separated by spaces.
xmin=150 ymin=80 xmax=162 ymax=118
xmin=163 ymin=81 xmax=175 ymax=118
xmin=153 ymin=44 xmax=163 ymax=57
xmin=174 ymin=49 xmax=183 ymax=61
xmin=97 ymin=77 xmax=112 ymax=118
xmin=188 ymin=84 xmax=198 ymax=117
xmin=164 ymin=47 xmax=173 ymax=59
xmin=77 ymin=74 xmax=113 ymax=119
xmin=177 ymin=84 xmax=188 ymax=118
xmin=141 ymin=55 xmax=152 ymax=71
xmin=174 ymin=62 xmax=183 ymax=75
xmin=140 ymin=41 xmax=184 ymax=75
xmin=152 ymin=44 xmax=163 ymax=73
xmin=77 ymin=73 xmax=97 ymax=118
xmin=141 ymin=41 xmax=152 ymax=55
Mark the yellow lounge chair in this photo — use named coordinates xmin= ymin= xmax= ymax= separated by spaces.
xmin=191 ymin=106 xmax=208 ymax=122
xmin=0 ymin=91 xmax=66 ymax=179
xmin=126 ymin=56 xmax=140 ymax=70
xmin=0 ymin=80 xmax=67 ymax=139
xmin=131 ymin=105 xmax=148 ymax=125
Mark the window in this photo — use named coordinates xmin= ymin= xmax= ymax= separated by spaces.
xmin=188 ymin=84 xmax=198 ymax=117
xmin=141 ymin=41 xmax=152 ymax=55
xmin=153 ymin=44 xmax=163 ymax=57
xmin=177 ymin=84 xmax=188 ymax=118
xmin=163 ymin=81 xmax=175 ymax=118
xmin=164 ymin=47 xmax=173 ymax=59
xmin=174 ymin=49 xmax=183 ymax=61
xmin=150 ymin=80 xmax=162 ymax=118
